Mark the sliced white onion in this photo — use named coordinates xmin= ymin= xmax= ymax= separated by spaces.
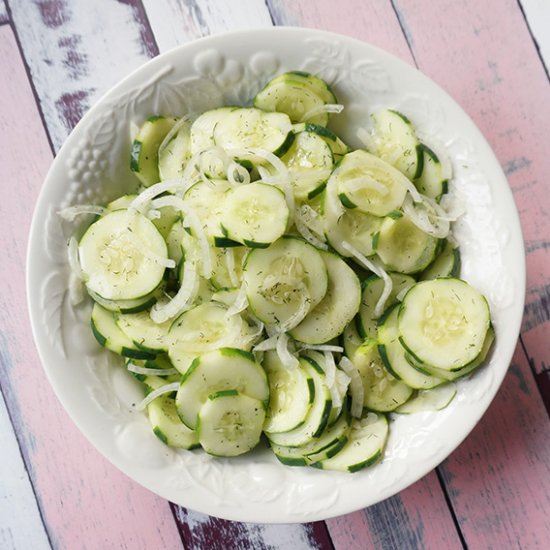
xmin=345 ymin=176 xmax=389 ymax=196
xmin=150 ymin=261 xmax=198 ymax=323
xmin=227 ymin=147 xmax=288 ymax=179
xmin=298 ymin=343 xmax=344 ymax=353
xmin=254 ymin=335 xmax=278 ymax=352
xmin=227 ymin=161 xmax=250 ymax=186
xmin=158 ymin=116 xmax=190 ymax=154
xmin=402 ymin=194 xmax=450 ymax=239
xmin=301 ymin=103 xmax=344 ymax=122
xmin=339 ymin=356 xmax=364 ymax=418
xmin=127 ymin=363 xmax=179 ymax=376
xmin=341 ymin=241 xmax=392 ymax=318
xmin=356 ymin=127 xmax=375 ymax=151
xmin=141 ymin=248 xmax=176 ymax=269
xmin=58 ymin=204 xmax=105 ymax=221
xmin=396 ymin=283 xmax=414 ymax=303
xmin=151 ymin=195 xmax=212 ymax=278
xmin=67 ymin=236 xmax=84 ymax=280
xmin=331 ymin=369 xmax=351 ymax=413
xmin=224 ymin=248 xmax=239 ymax=288
xmin=147 ymin=209 xmax=161 ymax=220
xmin=198 ymin=146 xmax=231 ymax=183
xmin=136 ymin=382 xmax=180 ymax=411
xmin=225 ymin=284 xmax=248 ymax=318
xmin=323 ymin=351 xmax=337 ymax=388
xmin=129 ymin=180 xmax=187 ymax=212
xmin=294 ymin=208 xmax=328 ymax=250
xmin=276 ymin=332 xmax=299 ymax=370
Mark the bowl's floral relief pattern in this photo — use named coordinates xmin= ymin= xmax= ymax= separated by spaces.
xmin=31 ymin=30 xmax=522 ymax=522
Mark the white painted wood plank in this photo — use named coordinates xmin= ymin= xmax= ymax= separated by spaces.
xmin=9 ymin=0 xmax=156 ymax=151
xmin=142 ymin=0 xmax=272 ymax=53
xmin=520 ymin=0 xmax=550 ymax=75
xmin=0 ymin=389 xmax=51 ymax=550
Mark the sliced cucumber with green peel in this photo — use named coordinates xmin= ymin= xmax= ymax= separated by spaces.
xmin=263 ymin=350 xmax=314 ymax=434
xmin=220 ymin=183 xmax=289 ymax=247
xmin=376 ymin=215 xmax=439 ymax=274
xmin=243 ymin=236 xmax=328 ymax=327
xmin=369 ymin=109 xmax=422 ymax=180
xmin=420 ymin=240 xmax=461 ymax=280
xmin=87 ymin=286 xmax=161 ymax=315
xmin=131 ymin=116 xmax=177 ymax=186
xmin=79 ymin=210 xmax=168 ymax=301
xmin=352 ymin=341 xmax=413 ymax=412
xmin=332 ymin=150 xmax=409 ymax=217
xmin=148 ymin=395 xmax=199 ymax=449
xmin=280 ymin=131 xmax=333 ymax=199
xmin=395 ymin=384 xmax=457 ymax=414
xmin=377 ymin=304 xmax=445 ymax=389
xmin=290 ymin=251 xmax=361 ymax=344
xmin=158 ymin=119 xmax=191 ymax=181
xmin=356 ymin=273 xmax=415 ymax=340
xmin=197 ymin=391 xmax=265 ymax=457
xmin=213 ymin=107 xmax=293 ymax=155
xmin=265 ymin=71 xmax=337 ymax=105
xmin=176 ymin=347 xmax=269 ymax=430
xmin=293 ymin=122 xmax=350 ymax=158
xmin=116 ymin=309 xmax=171 ymax=354
xmin=399 ymin=278 xmax=491 ymax=371
xmin=312 ymin=413 xmax=388 ymax=472
xmin=414 ymin=143 xmax=448 ymax=201
xmin=342 ymin=322 xmax=364 ymax=359
xmin=190 ymin=106 xmax=238 ymax=155
xmin=265 ymin=357 xmax=332 ymax=447
xmin=91 ymin=303 xmax=156 ymax=360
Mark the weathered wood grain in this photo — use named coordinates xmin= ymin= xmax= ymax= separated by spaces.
xmin=391 ymin=0 xmax=550 ymax=373
xmin=173 ymin=507 xmax=333 ymax=550
xmin=8 ymin=0 xmax=158 ymax=152
xmin=439 ymin=345 xmax=550 ymax=548
xmin=326 ymin=471 xmax=463 ymax=550
xmin=0 ymin=389 xmax=51 ymax=550
xmin=142 ymin=0 xmax=272 ymax=53
xmin=0 ymin=25 xmax=184 ymax=550
xmin=267 ymin=0 xmax=412 ymax=64
xmin=535 ymin=369 xmax=550 ymax=417
xmin=0 ymin=1 xmax=7 ymax=25
xmin=519 ymin=0 xmax=550 ymax=78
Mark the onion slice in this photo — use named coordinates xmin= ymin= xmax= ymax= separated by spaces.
xmin=58 ymin=204 xmax=105 ymax=221
xmin=301 ymin=103 xmax=344 ymax=122
xmin=127 ymin=363 xmax=179 ymax=376
xmin=276 ymin=332 xmax=299 ymax=370
xmin=136 ymin=382 xmax=180 ymax=411
xmin=339 ymin=356 xmax=364 ymax=418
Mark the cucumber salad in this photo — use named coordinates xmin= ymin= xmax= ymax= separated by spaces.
xmin=61 ymin=70 xmax=494 ymax=473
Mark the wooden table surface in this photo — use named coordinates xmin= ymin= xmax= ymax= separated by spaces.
xmin=1 ymin=1 xmax=549 ymax=549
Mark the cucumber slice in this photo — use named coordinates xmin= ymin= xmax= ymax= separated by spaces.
xmin=270 ymin=411 xmax=350 ymax=466
xmin=91 ymin=303 xmax=156 ymax=360
xmin=325 ymin=207 xmax=383 ymax=258
xmin=356 ymin=273 xmax=416 ymax=340
xmin=190 ymin=106 xmax=238 ymax=155
xmin=148 ymin=395 xmax=199 ymax=449
xmin=176 ymin=348 xmax=269 ymax=430
xmin=220 ymin=183 xmax=289 ymax=247
xmin=197 ymin=391 xmax=265 ymax=457
xmin=158 ymin=119 xmax=191 ymax=181
xmin=254 ymin=73 xmax=335 ymax=126
xmin=377 ymin=304 xmax=445 ymax=389
xmin=290 ymin=251 xmax=361 ymax=344
xmin=265 ymin=357 xmax=332 ymax=447
xmin=420 ymin=240 xmax=461 ymax=280
xmin=263 ymin=350 xmax=314 ymax=434
xmin=332 ymin=150 xmax=409 ymax=216
xmin=376 ymin=215 xmax=439 ymax=274
xmin=210 ymin=246 xmax=246 ymax=290
xmin=404 ymin=325 xmax=495 ymax=381
xmin=351 ymin=341 xmax=413 ymax=412
xmin=280 ymin=131 xmax=333 ymax=199
xmin=166 ymin=219 xmax=186 ymax=265
xmin=312 ymin=413 xmax=388 ymax=472
xmin=414 ymin=144 xmax=448 ymax=202
xmin=213 ymin=108 xmax=293 ymax=155
xmin=131 ymin=116 xmax=177 ymax=186
xmin=243 ymin=236 xmax=328 ymax=327
xmin=79 ymin=210 xmax=168 ymax=301
xmin=398 ymin=278 xmax=491 ymax=371
xmin=342 ymin=322 xmax=363 ymax=359
xmin=166 ymin=302 xmax=255 ymax=373
xmin=87 ymin=286 xmax=161 ymax=315
xmin=116 ymin=309 xmax=171 ymax=354
xmin=395 ymin=384 xmax=457 ymax=414
xmin=106 ymin=194 xmax=137 ymax=211
xmin=370 ymin=109 xmax=422 ymax=180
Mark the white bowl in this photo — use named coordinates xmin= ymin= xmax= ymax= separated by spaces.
xmin=27 ymin=27 xmax=525 ymax=523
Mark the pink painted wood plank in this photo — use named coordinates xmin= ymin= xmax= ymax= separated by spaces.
xmin=0 ymin=25 xmax=183 ymax=550
xmin=0 ymin=1 xmax=7 ymax=25
xmin=391 ymin=0 xmax=550 ymax=373
xmin=439 ymin=344 xmax=550 ymax=547
xmin=327 ymin=471 xmax=463 ymax=550
xmin=267 ymin=0 xmax=413 ymax=64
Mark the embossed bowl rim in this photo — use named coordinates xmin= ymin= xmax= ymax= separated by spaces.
xmin=27 ymin=27 xmax=525 ymax=523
